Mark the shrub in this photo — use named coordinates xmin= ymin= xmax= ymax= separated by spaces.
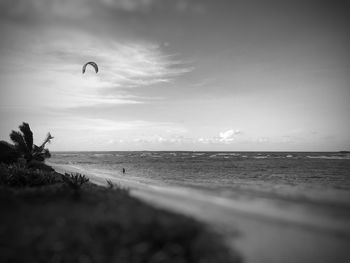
xmin=0 ymin=141 xmax=20 ymax=164
xmin=0 ymin=163 xmax=58 ymax=187
xmin=61 ymin=173 xmax=89 ymax=190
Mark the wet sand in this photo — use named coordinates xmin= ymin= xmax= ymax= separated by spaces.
xmin=50 ymin=163 xmax=350 ymax=263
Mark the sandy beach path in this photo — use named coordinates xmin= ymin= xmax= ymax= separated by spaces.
xmin=50 ymin=163 xmax=350 ymax=263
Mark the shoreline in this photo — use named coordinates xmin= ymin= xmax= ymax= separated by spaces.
xmin=49 ymin=162 xmax=350 ymax=263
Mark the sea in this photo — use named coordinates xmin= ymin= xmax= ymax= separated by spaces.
xmin=49 ymin=151 xmax=350 ymax=208
xmin=46 ymin=151 xmax=350 ymax=263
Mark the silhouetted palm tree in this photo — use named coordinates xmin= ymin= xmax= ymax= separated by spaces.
xmin=10 ymin=122 xmax=53 ymax=163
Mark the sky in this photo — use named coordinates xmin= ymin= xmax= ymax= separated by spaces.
xmin=0 ymin=0 xmax=349 ymax=151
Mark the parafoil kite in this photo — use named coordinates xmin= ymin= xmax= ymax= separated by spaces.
xmin=82 ymin=62 xmax=98 ymax=74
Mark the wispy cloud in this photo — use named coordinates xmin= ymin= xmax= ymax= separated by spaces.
xmin=48 ymin=117 xmax=158 ymax=132
xmin=0 ymin=0 xmax=206 ymax=20
xmin=0 ymin=0 xmax=194 ymax=109
xmin=197 ymin=129 xmax=242 ymax=144
xmin=0 ymin=25 xmax=192 ymax=109
xmin=43 ymin=116 xmax=188 ymax=150
xmin=100 ymin=0 xmax=157 ymax=12
xmin=0 ymin=0 xmax=155 ymax=18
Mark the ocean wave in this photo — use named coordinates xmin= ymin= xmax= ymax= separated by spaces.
xmin=253 ymin=156 xmax=269 ymax=159
xmin=140 ymin=153 xmax=152 ymax=157
xmin=92 ymin=153 xmax=115 ymax=157
xmin=53 ymin=153 xmax=80 ymax=157
xmin=306 ymin=155 xmax=350 ymax=160
xmin=192 ymin=153 xmax=204 ymax=156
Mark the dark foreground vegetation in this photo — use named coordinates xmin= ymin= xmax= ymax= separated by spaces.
xmin=0 ymin=166 xmax=240 ymax=263
xmin=0 ymin=123 xmax=240 ymax=263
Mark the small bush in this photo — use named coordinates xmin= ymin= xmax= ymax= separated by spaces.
xmin=0 ymin=163 xmax=58 ymax=187
xmin=61 ymin=173 xmax=89 ymax=190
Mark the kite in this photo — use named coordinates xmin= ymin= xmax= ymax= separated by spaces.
xmin=82 ymin=62 xmax=98 ymax=74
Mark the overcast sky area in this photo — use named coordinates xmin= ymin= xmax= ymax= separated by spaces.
xmin=0 ymin=0 xmax=349 ymax=151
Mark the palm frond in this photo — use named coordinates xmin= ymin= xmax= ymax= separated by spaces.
xmin=19 ymin=122 xmax=33 ymax=151
xmin=43 ymin=148 xmax=51 ymax=158
xmin=38 ymin=132 xmax=54 ymax=150
xmin=10 ymin=130 xmax=28 ymax=155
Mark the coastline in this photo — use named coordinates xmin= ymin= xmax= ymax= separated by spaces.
xmin=49 ymin=162 xmax=350 ymax=263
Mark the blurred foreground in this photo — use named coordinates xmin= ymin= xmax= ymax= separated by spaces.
xmin=0 ymin=164 xmax=240 ymax=263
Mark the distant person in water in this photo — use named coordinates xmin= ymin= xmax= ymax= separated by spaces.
xmin=122 ymin=168 xmax=126 ymax=174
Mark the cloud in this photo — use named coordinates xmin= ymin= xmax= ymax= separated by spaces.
xmin=197 ymin=137 xmax=212 ymax=144
xmin=0 ymin=0 xmax=92 ymax=20
xmin=119 ymin=133 xmax=192 ymax=145
xmin=219 ymin=129 xmax=241 ymax=142
xmin=129 ymin=129 xmax=244 ymax=146
xmin=0 ymin=0 xmax=206 ymax=21
xmin=48 ymin=117 xmax=157 ymax=132
xmin=36 ymin=115 xmax=189 ymax=149
xmin=175 ymin=0 xmax=206 ymax=14
xmin=100 ymin=0 xmax=157 ymax=12
xmin=0 ymin=0 xmax=156 ymax=18
xmin=124 ymin=129 xmax=243 ymax=146
xmin=59 ymin=126 xmax=245 ymax=148
xmin=193 ymin=129 xmax=242 ymax=144
xmin=0 ymin=25 xmax=192 ymax=108
xmin=48 ymin=30 xmax=193 ymax=86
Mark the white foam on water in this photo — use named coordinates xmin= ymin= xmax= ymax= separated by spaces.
xmin=307 ymin=155 xmax=350 ymax=160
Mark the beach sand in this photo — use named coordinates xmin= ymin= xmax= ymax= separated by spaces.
xmin=50 ymin=163 xmax=350 ymax=263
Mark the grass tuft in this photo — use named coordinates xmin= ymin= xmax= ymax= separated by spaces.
xmin=61 ymin=173 xmax=89 ymax=190
xmin=106 ymin=179 xmax=114 ymax=189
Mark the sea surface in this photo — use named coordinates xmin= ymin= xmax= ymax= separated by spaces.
xmin=49 ymin=151 xmax=350 ymax=208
